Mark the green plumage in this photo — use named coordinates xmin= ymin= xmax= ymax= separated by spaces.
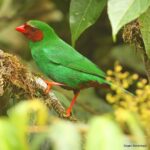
xmin=28 ymin=20 xmax=108 ymax=90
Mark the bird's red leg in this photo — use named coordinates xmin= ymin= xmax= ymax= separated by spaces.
xmin=44 ymin=80 xmax=65 ymax=94
xmin=66 ymin=91 xmax=80 ymax=117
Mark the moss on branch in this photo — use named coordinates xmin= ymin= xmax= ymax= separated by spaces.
xmin=122 ymin=20 xmax=150 ymax=82
xmin=0 ymin=49 xmax=76 ymax=121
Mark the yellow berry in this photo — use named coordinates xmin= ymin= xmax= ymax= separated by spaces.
xmin=119 ymin=72 xmax=129 ymax=79
xmin=116 ymin=88 xmax=122 ymax=94
xmin=141 ymin=79 xmax=147 ymax=84
xmin=145 ymin=85 xmax=150 ymax=90
xmin=122 ymin=80 xmax=129 ymax=88
xmin=106 ymin=94 xmax=115 ymax=103
xmin=107 ymin=70 xmax=113 ymax=75
xmin=137 ymin=82 xmax=144 ymax=88
xmin=132 ymin=74 xmax=139 ymax=80
xmin=106 ymin=77 xmax=112 ymax=81
xmin=111 ymin=84 xmax=118 ymax=90
xmin=136 ymin=89 xmax=143 ymax=96
xmin=115 ymin=65 xmax=122 ymax=72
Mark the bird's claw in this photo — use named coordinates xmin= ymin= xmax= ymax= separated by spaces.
xmin=65 ymin=107 xmax=72 ymax=117
xmin=44 ymin=85 xmax=51 ymax=94
xmin=62 ymin=111 xmax=77 ymax=121
xmin=44 ymin=80 xmax=65 ymax=94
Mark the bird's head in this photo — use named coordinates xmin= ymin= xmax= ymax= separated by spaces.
xmin=16 ymin=20 xmax=56 ymax=42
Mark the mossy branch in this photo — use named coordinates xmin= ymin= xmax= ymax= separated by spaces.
xmin=0 ymin=49 xmax=76 ymax=121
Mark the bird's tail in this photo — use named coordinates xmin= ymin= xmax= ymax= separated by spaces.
xmin=104 ymin=80 xmax=135 ymax=96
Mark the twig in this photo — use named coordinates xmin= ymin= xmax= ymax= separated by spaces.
xmin=35 ymin=77 xmax=76 ymax=121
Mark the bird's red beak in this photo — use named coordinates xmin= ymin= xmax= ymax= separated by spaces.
xmin=16 ymin=24 xmax=26 ymax=33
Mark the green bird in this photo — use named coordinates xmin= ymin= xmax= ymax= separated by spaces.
xmin=16 ymin=20 xmax=109 ymax=117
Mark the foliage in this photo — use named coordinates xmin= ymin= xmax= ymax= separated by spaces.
xmin=0 ymin=99 xmax=147 ymax=150
xmin=0 ymin=0 xmax=150 ymax=149
xmin=69 ymin=0 xmax=106 ymax=46
xmin=139 ymin=7 xmax=150 ymax=58
xmin=69 ymin=0 xmax=150 ymax=45
xmin=85 ymin=116 xmax=124 ymax=150
xmin=0 ymin=100 xmax=49 ymax=150
xmin=107 ymin=0 xmax=150 ymax=40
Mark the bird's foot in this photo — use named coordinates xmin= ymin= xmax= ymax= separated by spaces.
xmin=44 ymin=80 xmax=64 ymax=94
xmin=62 ymin=111 xmax=77 ymax=121
xmin=66 ymin=107 xmax=72 ymax=117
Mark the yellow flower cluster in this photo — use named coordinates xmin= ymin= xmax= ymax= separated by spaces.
xmin=106 ymin=62 xmax=150 ymax=137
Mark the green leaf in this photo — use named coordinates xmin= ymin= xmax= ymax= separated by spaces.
xmin=70 ymin=0 xmax=106 ymax=46
xmin=107 ymin=0 xmax=150 ymax=41
xmin=49 ymin=121 xmax=81 ymax=150
xmin=0 ymin=118 xmax=26 ymax=150
xmin=85 ymin=116 xmax=124 ymax=150
xmin=139 ymin=7 xmax=150 ymax=58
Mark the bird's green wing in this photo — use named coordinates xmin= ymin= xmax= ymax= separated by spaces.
xmin=44 ymin=40 xmax=106 ymax=78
